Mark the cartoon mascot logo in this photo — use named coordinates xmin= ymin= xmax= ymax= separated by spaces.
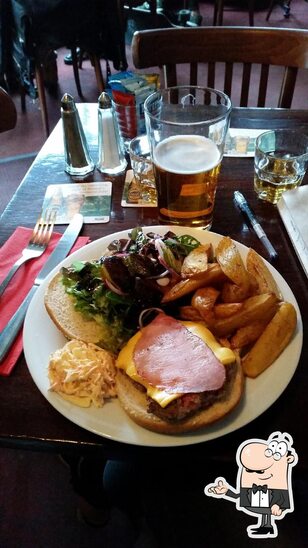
xmin=205 ymin=432 xmax=298 ymax=538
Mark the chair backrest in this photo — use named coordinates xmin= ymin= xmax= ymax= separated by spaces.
xmin=132 ymin=26 xmax=308 ymax=108
xmin=0 ymin=87 xmax=17 ymax=133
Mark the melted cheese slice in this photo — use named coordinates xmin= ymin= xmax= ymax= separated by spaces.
xmin=116 ymin=321 xmax=236 ymax=408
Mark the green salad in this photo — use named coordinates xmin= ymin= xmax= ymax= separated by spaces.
xmin=61 ymin=227 xmax=201 ymax=353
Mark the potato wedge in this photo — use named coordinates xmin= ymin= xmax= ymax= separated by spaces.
xmin=161 ymin=264 xmax=225 ymax=303
xmin=214 ymin=302 xmax=244 ymax=318
xmin=212 ymin=293 xmax=279 ymax=337
xmin=246 ymin=248 xmax=282 ymax=299
xmin=181 ymin=244 xmax=212 ymax=278
xmin=221 ymin=272 xmax=260 ymax=302
xmin=216 ymin=236 xmax=250 ymax=294
xmin=230 ymin=320 xmax=269 ymax=349
xmin=221 ymin=281 xmax=252 ymax=303
xmin=178 ymin=306 xmax=203 ymax=321
xmin=218 ymin=337 xmax=232 ymax=349
xmin=247 ymin=272 xmax=260 ymax=297
xmin=242 ymin=302 xmax=297 ymax=377
xmin=191 ymin=287 xmax=220 ymax=319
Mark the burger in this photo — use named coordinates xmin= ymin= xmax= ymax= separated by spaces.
xmin=45 ymin=272 xmax=243 ymax=434
xmin=115 ymin=312 xmax=243 ymax=434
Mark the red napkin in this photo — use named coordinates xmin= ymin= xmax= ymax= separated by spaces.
xmin=0 ymin=227 xmax=90 ymax=376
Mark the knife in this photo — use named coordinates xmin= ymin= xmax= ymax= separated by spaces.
xmin=0 ymin=213 xmax=84 ymax=362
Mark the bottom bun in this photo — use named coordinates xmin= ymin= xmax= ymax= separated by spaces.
xmin=115 ymin=359 xmax=244 ymax=435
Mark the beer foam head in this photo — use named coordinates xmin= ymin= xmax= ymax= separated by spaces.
xmin=153 ymin=135 xmax=220 ymax=174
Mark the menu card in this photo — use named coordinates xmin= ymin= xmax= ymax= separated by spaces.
xmin=277 ymin=185 xmax=308 ymax=278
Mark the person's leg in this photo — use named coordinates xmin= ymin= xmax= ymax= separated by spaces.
xmin=103 ymin=460 xmax=143 ymax=533
xmin=63 ymin=48 xmax=89 ymax=65
xmin=60 ymin=453 xmax=109 ymax=526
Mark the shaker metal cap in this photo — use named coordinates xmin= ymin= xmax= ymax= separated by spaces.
xmin=61 ymin=93 xmax=76 ymax=111
xmin=98 ymin=92 xmax=112 ymax=109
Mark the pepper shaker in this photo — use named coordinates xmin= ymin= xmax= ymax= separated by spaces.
xmin=61 ymin=93 xmax=94 ymax=177
xmin=97 ymin=92 xmax=127 ymax=175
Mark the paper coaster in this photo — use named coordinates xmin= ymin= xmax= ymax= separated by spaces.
xmin=42 ymin=182 xmax=112 ymax=223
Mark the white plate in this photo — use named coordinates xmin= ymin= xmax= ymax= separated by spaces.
xmin=23 ymin=227 xmax=303 ymax=448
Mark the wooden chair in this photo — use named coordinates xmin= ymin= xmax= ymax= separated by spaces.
xmin=0 ymin=87 xmax=17 ymax=133
xmin=213 ymin=0 xmax=255 ymax=26
xmin=132 ymin=26 xmax=308 ymax=108
xmin=33 ymin=48 xmax=105 ymax=136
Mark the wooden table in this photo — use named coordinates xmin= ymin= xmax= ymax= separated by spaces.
xmin=0 ymin=105 xmax=307 ymax=468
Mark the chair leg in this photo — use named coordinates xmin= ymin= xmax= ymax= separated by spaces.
xmin=214 ymin=0 xmax=253 ymax=25
xmin=35 ymin=64 xmax=50 ymax=137
xmin=106 ymin=60 xmax=112 ymax=82
xmin=20 ymin=85 xmax=26 ymax=112
xmin=213 ymin=0 xmax=218 ymax=25
xmin=71 ymin=47 xmax=83 ymax=98
xmin=79 ymin=48 xmax=84 ymax=69
xmin=266 ymin=0 xmax=276 ymax=20
xmin=215 ymin=0 xmax=224 ymax=25
xmin=248 ymin=0 xmax=254 ymax=25
xmin=92 ymin=55 xmax=105 ymax=93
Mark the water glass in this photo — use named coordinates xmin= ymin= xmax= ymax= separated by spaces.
xmin=112 ymin=101 xmax=146 ymax=151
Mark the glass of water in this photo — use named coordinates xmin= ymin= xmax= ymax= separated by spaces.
xmin=254 ymin=129 xmax=308 ymax=204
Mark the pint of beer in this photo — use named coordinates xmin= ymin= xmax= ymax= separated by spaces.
xmin=144 ymin=87 xmax=231 ymax=229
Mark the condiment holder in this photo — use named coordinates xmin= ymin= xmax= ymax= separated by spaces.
xmin=97 ymin=92 xmax=127 ymax=175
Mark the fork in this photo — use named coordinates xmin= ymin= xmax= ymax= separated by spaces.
xmin=0 ymin=209 xmax=56 ymax=298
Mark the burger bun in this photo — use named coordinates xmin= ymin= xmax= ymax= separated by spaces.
xmin=44 ymin=273 xmax=106 ymax=344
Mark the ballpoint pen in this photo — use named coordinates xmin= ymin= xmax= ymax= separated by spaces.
xmin=234 ymin=191 xmax=278 ymax=261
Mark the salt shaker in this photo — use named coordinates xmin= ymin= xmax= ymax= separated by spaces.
xmin=61 ymin=93 xmax=94 ymax=177
xmin=97 ymin=92 xmax=127 ymax=175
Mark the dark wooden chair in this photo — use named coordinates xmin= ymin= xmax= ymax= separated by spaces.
xmin=213 ymin=0 xmax=255 ymax=26
xmin=132 ymin=26 xmax=308 ymax=108
xmin=0 ymin=87 xmax=17 ymax=133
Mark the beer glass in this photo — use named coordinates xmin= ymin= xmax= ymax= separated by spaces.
xmin=144 ymin=86 xmax=231 ymax=228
